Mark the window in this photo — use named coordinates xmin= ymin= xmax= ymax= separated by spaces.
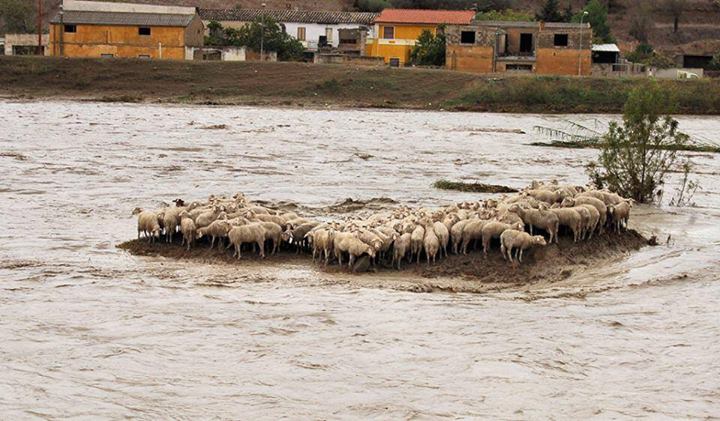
xmin=460 ymin=31 xmax=476 ymax=44
xmin=138 ymin=55 xmax=151 ymax=59
xmin=296 ymin=27 xmax=306 ymax=41
xmin=138 ymin=27 xmax=151 ymax=36
xmin=64 ymin=24 xmax=76 ymax=33
xmin=554 ymin=34 xmax=568 ymax=47
xmin=100 ymin=54 xmax=114 ymax=58
xmin=389 ymin=57 xmax=400 ymax=67
xmin=383 ymin=26 xmax=394 ymax=39
xmin=506 ymin=64 xmax=532 ymax=72
xmin=325 ymin=27 xmax=333 ymax=43
xmin=519 ymin=33 xmax=533 ymax=54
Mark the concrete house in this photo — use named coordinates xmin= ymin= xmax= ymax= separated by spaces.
xmin=199 ymin=9 xmax=378 ymax=53
xmin=48 ymin=0 xmax=204 ymax=60
xmin=365 ymin=9 xmax=475 ymax=66
xmin=445 ymin=21 xmax=592 ymax=76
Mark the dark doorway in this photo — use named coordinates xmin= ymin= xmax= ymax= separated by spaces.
xmin=519 ymin=33 xmax=533 ymax=54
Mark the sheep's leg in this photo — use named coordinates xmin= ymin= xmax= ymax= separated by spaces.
xmin=258 ymin=241 xmax=265 ymax=258
xmin=519 ymin=248 xmax=524 ymax=263
xmin=236 ymin=244 xmax=242 ymax=259
xmin=348 ymin=254 xmax=355 ymax=269
xmin=210 ymin=236 xmax=215 ymax=249
xmin=529 ymin=225 xmax=534 ymax=235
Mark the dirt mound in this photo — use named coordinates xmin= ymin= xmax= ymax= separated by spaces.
xmin=118 ymin=229 xmax=648 ymax=293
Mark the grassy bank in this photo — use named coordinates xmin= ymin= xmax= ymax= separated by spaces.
xmin=2 ymin=56 xmax=720 ymax=114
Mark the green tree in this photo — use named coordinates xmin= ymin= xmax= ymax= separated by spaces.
xmin=477 ymin=9 xmax=534 ymax=21
xmin=205 ymin=20 xmax=226 ymax=46
xmin=226 ymin=17 xmax=304 ymax=61
xmin=625 ymin=44 xmax=674 ymax=69
xmin=537 ymin=0 xmax=563 ymax=22
xmin=586 ymin=83 xmax=690 ymax=203
xmin=0 ymin=0 xmax=35 ymax=34
xmin=573 ymin=0 xmax=613 ymax=43
xmin=410 ymin=29 xmax=445 ymax=66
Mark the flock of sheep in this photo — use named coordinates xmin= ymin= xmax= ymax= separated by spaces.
xmin=132 ymin=181 xmax=633 ymax=268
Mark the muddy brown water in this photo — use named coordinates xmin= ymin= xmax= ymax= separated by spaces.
xmin=1 ymin=101 xmax=719 ymax=418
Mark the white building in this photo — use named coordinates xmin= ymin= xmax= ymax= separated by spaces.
xmin=199 ymin=9 xmax=378 ymax=52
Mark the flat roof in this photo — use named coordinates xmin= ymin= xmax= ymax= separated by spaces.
xmin=592 ymin=43 xmax=620 ymax=52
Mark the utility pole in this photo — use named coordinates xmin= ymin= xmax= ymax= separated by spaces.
xmin=59 ymin=4 xmax=64 ymax=56
xmin=260 ymin=3 xmax=266 ymax=61
xmin=37 ymin=0 xmax=43 ymax=55
xmin=578 ymin=11 xmax=588 ymax=77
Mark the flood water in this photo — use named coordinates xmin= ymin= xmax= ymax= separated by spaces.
xmin=1 ymin=101 xmax=719 ymax=419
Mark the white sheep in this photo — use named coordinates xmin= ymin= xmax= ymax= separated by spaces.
xmin=460 ymin=219 xmax=489 ymax=255
xmin=481 ymin=221 xmax=524 ymax=257
xmin=433 ymin=221 xmax=450 ymax=258
xmin=260 ymin=221 xmax=283 ymax=255
xmin=178 ymin=211 xmax=197 ymax=251
xmin=227 ymin=223 xmax=266 ymax=259
xmin=548 ymin=208 xmax=582 ymax=243
xmin=608 ymin=200 xmax=632 ymax=232
xmin=306 ymin=228 xmax=335 ymax=265
xmin=423 ymin=221 xmax=440 ymax=265
xmin=509 ymin=204 xmax=559 ymax=244
xmin=500 ymin=229 xmax=547 ymax=264
xmin=392 ymin=233 xmax=412 ymax=270
xmin=450 ymin=219 xmax=471 ymax=255
xmin=133 ymin=208 xmax=162 ymax=242
xmin=196 ymin=219 xmax=233 ymax=250
xmin=334 ymin=235 xmax=376 ymax=268
xmin=410 ymin=225 xmax=425 ymax=263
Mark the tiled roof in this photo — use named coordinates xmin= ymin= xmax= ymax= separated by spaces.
xmin=50 ymin=10 xmax=196 ymax=27
xmin=199 ymin=9 xmax=378 ymax=25
xmin=374 ymin=9 xmax=475 ymax=25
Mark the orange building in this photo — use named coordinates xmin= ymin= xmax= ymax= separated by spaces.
xmin=365 ymin=9 xmax=475 ymax=66
xmin=445 ymin=21 xmax=592 ymax=76
xmin=49 ymin=0 xmax=204 ymax=60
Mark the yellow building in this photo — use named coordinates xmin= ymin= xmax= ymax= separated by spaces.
xmin=365 ymin=9 xmax=475 ymax=66
xmin=49 ymin=0 xmax=204 ymax=60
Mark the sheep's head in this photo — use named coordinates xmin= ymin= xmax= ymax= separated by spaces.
xmin=608 ymin=205 xmax=616 ymax=216
xmin=281 ymin=230 xmax=293 ymax=242
xmin=512 ymin=222 xmax=524 ymax=231
xmin=366 ymin=246 xmax=376 ymax=259
xmin=532 ymin=236 xmax=547 ymax=246
xmin=561 ymin=197 xmax=576 ymax=207
xmin=173 ymin=199 xmax=185 ymax=207
xmin=195 ymin=229 xmax=206 ymax=240
xmin=217 ymin=211 xmax=228 ymax=220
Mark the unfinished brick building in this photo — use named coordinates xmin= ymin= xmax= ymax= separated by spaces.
xmin=446 ymin=21 xmax=592 ymax=76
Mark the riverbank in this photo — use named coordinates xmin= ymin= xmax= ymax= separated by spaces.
xmin=2 ymin=56 xmax=720 ymax=114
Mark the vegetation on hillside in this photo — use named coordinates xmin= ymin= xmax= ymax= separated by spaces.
xmin=572 ymin=0 xmax=613 ymax=43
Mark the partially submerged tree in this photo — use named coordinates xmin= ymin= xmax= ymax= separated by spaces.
xmin=586 ymin=83 xmax=690 ymax=203
xmin=410 ymin=29 xmax=446 ymax=66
